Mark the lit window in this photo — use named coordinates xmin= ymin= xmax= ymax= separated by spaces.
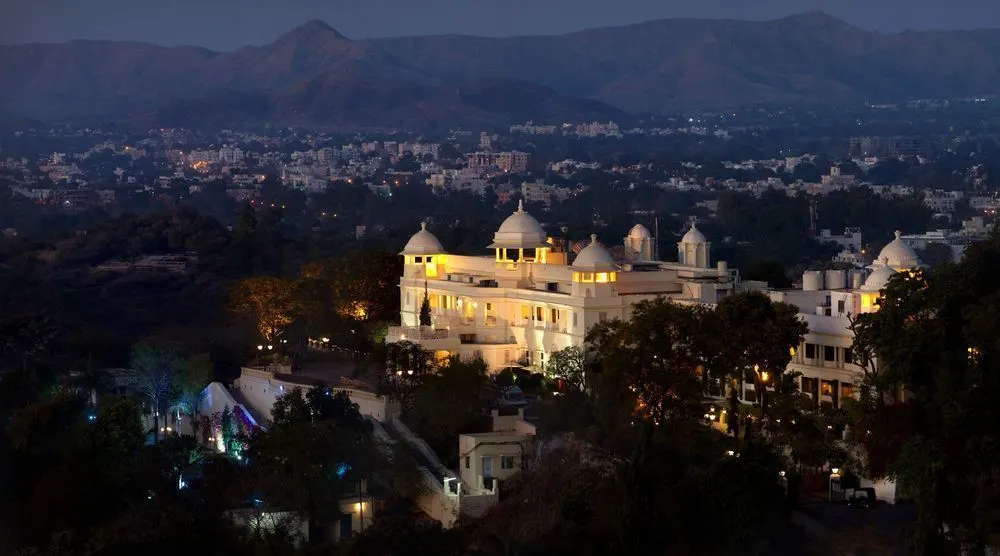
xmin=821 ymin=381 xmax=834 ymax=396
xmin=596 ymin=272 xmax=609 ymax=283
xmin=501 ymin=456 xmax=515 ymax=469
xmin=841 ymin=383 xmax=854 ymax=399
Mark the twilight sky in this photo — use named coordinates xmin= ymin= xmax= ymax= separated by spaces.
xmin=2 ymin=0 xmax=999 ymax=50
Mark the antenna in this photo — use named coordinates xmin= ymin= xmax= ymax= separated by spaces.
xmin=654 ymin=216 xmax=660 ymax=261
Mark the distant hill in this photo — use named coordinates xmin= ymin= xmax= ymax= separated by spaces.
xmin=4 ymin=13 xmax=1000 ymax=127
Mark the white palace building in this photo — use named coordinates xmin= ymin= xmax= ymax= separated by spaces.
xmin=388 ymin=201 xmax=737 ymax=370
xmin=388 ymin=202 xmax=923 ymax=410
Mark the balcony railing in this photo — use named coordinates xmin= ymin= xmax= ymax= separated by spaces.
xmin=387 ymin=326 xmax=451 ymax=342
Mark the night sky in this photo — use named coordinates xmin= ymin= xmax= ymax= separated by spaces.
xmin=3 ymin=0 xmax=1000 ymax=50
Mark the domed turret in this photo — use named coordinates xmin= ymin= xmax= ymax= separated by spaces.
xmin=681 ymin=225 xmax=707 ymax=244
xmin=876 ymin=231 xmax=921 ymax=271
xmin=677 ymin=223 xmax=710 ymax=268
xmin=573 ymin=235 xmax=617 ymax=271
xmin=489 ymin=200 xmax=548 ymax=250
xmin=401 ymin=222 xmax=445 ymax=255
xmin=628 ymin=224 xmax=652 ymax=240
xmin=862 ymin=258 xmax=897 ymax=292
xmin=625 ymin=224 xmax=654 ymax=261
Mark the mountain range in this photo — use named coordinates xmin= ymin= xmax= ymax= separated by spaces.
xmin=4 ymin=12 xmax=1000 ymax=130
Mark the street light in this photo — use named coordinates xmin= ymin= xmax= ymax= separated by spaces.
xmin=829 ymin=467 xmax=842 ymax=501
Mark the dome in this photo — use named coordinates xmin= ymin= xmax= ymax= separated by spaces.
xmin=681 ymin=223 xmax=707 ymax=244
xmin=876 ymin=231 xmax=921 ymax=271
xmin=400 ymin=222 xmax=445 ymax=255
xmin=862 ymin=260 xmax=897 ymax=292
xmin=628 ymin=224 xmax=652 ymax=239
xmin=572 ymin=234 xmax=617 ymax=271
xmin=489 ymin=200 xmax=548 ymax=249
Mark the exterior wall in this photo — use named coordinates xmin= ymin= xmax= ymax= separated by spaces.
xmin=391 ymin=252 xmax=735 ymax=371
xmin=234 ymin=367 xmax=388 ymax=423
xmin=458 ymin=431 xmax=533 ymax=491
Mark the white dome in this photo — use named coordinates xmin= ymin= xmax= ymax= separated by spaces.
xmin=489 ymin=200 xmax=548 ymax=249
xmin=681 ymin=223 xmax=707 ymax=244
xmin=876 ymin=231 xmax=921 ymax=271
xmin=572 ymin=234 xmax=617 ymax=271
xmin=862 ymin=261 xmax=897 ymax=292
xmin=628 ymin=224 xmax=652 ymax=239
xmin=401 ymin=222 xmax=445 ymax=255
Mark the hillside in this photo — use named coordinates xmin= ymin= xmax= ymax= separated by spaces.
xmin=4 ymin=13 xmax=1000 ymax=126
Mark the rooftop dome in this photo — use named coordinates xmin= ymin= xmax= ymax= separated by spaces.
xmin=400 ymin=222 xmax=445 ymax=255
xmin=862 ymin=259 xmax=897 ymax=292
xmin=876 ymin=231 xmax=921 ymax=271
xmin=489 ymin=200 xmax=548 ymax=249
xmin=572 ymin=234 xmax=617 ymax=271
xmin=628 ymin=224 xmax=652 ymax=239
xmin=681 ymin=223 xmax=707 ymax=244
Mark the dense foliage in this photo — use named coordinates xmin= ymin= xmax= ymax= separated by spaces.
xmin=848 ymin=227 xmax=1000 ymax=554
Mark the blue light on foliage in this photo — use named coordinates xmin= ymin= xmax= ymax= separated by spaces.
xmin=336 ymin=463 xmax=351 ymax=478
xmin=87 ymin=414 xmax=97 ymax=422
xmin=178 ymin=476 xmax=188 ymax=490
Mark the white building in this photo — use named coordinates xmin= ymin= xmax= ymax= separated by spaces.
xmin=768 ymin=232 xmax=923 ymax=408
xmin=388 ymin=202 xmax=737 ymax=371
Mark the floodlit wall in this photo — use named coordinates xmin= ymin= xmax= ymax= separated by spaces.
xmin=233 ymin=367 xmax=388 ymax=423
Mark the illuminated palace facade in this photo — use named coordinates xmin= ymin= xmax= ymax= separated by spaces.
xmin=388 ymin=201 xmax=737 ymax=370
xmin=388 ymin=201 xmax=921 ymax=410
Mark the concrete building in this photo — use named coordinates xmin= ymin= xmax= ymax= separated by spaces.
xmin=459 ymin=408 xmax=536 ymax=494
xmin=768 ymin=232 xmax=923 ymax=408
xmin=388 ymin=202 xmax=737 ymax=371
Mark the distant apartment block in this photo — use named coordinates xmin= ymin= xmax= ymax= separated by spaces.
xmin=467 ymin=151 xmax=529 ymax=173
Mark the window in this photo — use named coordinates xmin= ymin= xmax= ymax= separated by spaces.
xmin=501 ymin=455 xmax=516 ymax=469
xmin=521 ymin=305 xmax=531 ymax=320
xmin=573 ymin=312 xmax=578 ymax=328
xmin=844 ymin=349 xmax=854 ymax=364
xmin=550 ymin=308 xmax=558 ymax=323
xmin=415 ymin=256 xmax=423 ymax=263
xmin=535 ymin=307 xmax=543 ymax=321
xmin=801 ymin=377 xmax=818 ymax=396
xmin=824 ymin=346 xmax=836 ymax=362
xmin=805 ymin=344 xmax=817 ymax=359
xmin=426 ymin=256 xmax=433 ymax=263
xmin=837 ymin=299 xmax=845 ymax=314
xmin=821 ymin=380 xmax=834 ymax=396
xmin=465 ymin=456 xmax=470 ymax=469
xmin=841 ymin=383 xmax=854 ymax=399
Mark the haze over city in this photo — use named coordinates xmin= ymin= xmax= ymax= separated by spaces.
xmin=4 ymin=0 xmax=1000 ymax=49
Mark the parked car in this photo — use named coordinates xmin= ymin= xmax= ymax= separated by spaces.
xmin=498 ymin=385 xmax=527 ymax=407
xmin=846 ymin=487 xmax=876 ymax=509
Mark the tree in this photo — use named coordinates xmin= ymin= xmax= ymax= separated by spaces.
xmin=175 ymin=353 xmax=213 ymax=434
xmin=129 ymin=340 xmax=184 ymax=444
xmin=380 ymin=341 xmax=435 ymax=417
xmin=419 ymin=285 xmax=432 ymax=327
xmin=408 ymin=357 xmax=492 ymax=468
xmin=845 ymin=229 xmax=1000 ymax=554
xmin=711 ymin=292 xmax=807 ymax=419
xmin=230 ymin=276 xmax=296 ymax=342
xmin=546 ymin=346 xmax=586 ymax=391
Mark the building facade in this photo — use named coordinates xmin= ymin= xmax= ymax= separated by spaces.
xmin=388 ymin=203 xmax=737 ymax=370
